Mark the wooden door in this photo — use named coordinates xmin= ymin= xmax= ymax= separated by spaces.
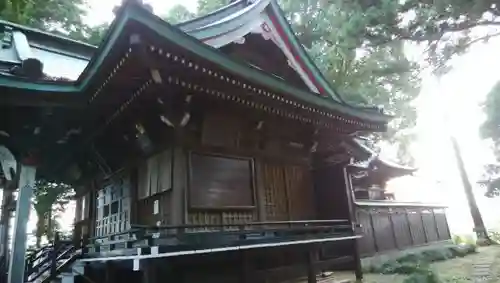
xmin=284 ymin=165 xmax=314 ymax=220
xmin=262 ymin=163 xmax=289 ymax=221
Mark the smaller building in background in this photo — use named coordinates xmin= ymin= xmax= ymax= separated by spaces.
xmin=344 ymin=138 xmax=451 ymax=256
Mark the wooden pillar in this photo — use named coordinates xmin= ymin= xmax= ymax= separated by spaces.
xmin=254 ymin=159 xmax=267 ymax=222
xmin=172 ymin=146 xmax=187 ymax=226
xmin=306 ymin=246 xmax=317 ymax=283
xmin=240 ymin=251 xmax=252 ymax=283
xmin=105 ymin=262 xmax=115 ymax=283
xmin=342 ymin=167 xmax=363 ymax=282
xmin=142 ymin=260 xmax=158 ymax=283
xmin=8 ymin=163 xmax=36 ymax=283
xmin=0 ymin=186 xmax=13 ymax=266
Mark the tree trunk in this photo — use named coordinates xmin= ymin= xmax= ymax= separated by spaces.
xmin=35 ymin=212 xmax=44 ymax=248
xmin=451 ymin=137 xmax=491 ymax=244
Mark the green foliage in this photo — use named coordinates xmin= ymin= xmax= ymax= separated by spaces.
xmin=163 ymin=5 xmax=197 ymax=24
xmin=367 ymin=245 xmax=476 ymax=275
xmin=403 ymin=269 xmax=441 ymax=283
xmin=32 ymin=180 xmax=74 ymax=247
xmin=452 ymin=234 xmax=477 ymax=245
xmin=278 ymin=0 xmax=422 ymax=164
xmin=84 ymin=23 xmax=110 ymax=46
xmin=196 ymin=0 xmax=230 ymax=16
xmin=479 ymin=83 xmax=500 ymax=197
xmin=488 ymin=230 xmax=500 ymax=244
xmin=0 ymin=0 xmax=90 ymax=41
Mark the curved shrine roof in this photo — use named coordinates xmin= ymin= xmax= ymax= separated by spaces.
xmin=0 ymin=0 xmax=390 ymax=125
xmin=346 ymin=138 xmax=417 ymax=179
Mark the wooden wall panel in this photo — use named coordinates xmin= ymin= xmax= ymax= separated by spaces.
xmin=158 ymin=150 xmax=172 ymax=192
xmin=138 ymin=149 xmax=173 ymax=200
xmin=201 ymin=112 xmax=240 ymax=148
xmin=391 ymin=208 xmax=412 ymax=249
xmin=408 ymin=210 xmax=426 ymax=245
xmin=136 ymin=197 xmax=155 ymax=226
xmin=434 ymin=209 xmax=451 ymax=241
xmin=422 ymin=209 xmax=439 ymax=242
xmin=312 ymin=165 xmax=350 ymax=221
xmin=138 ymin=160 xmax=150 ymax=200
xmin=372 ymin=209 xmax=396 ymax=252
xmin=356 ymin=205 xmax=451 ymax=257
xmin=149 ymin=155 xmax=160 ymax=196
xmin=356 ymin=208 xmax=376 ymax=256
xmin=136 ymin=192 xmax=172 ymax=226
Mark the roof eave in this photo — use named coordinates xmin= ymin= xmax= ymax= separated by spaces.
xmin=76 ymin=3 xmax=391 ymax=127
xmin=177 ymin=0 xmax=249 ymax=31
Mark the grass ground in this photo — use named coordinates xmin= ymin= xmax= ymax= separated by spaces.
xmin=319 ymin=246 xmax=500 ymax=283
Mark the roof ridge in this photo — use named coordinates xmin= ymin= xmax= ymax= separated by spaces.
xmin=0 ymin=19 xmax=97 ymax=49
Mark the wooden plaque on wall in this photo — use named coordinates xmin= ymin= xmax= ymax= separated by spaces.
xmin=189 ymin=153 xmax=254 ymax=209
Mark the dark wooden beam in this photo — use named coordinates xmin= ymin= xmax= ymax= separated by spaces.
xmin=1 ymin=91 xmax=84 ymax=108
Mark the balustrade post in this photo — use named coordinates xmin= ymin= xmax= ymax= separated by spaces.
xmin=388 ymin=208 xmax=398 ymax=249
xmin=431 ymin=209 xmax=440 ymax=240
xmin=50 ymin=232 xmax=60 ymax=279
xmin=368 ymin=210 xmax=378 ymax=254
xmin=404 ymin=209 xmax=414 ymax=246
xmin=420 ymin=209 xmax=429 ymax=244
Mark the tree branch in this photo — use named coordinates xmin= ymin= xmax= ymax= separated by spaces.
xmin=367 ymin=20 xmax=500 ymax=47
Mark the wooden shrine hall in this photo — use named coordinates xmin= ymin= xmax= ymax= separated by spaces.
xmin=0 ymin=0 xmax=449 ymax=282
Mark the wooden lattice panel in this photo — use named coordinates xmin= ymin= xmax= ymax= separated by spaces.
xmin=187 ymin=211 xmax=255 ymax=232
xmin=187 ymin=211 xmax=222 ymax=232
xmin=222 ymin=211 xmax=255 ymax=230
xmin=94 ymin=174 xmax=131 ymax=237
xmin=262 ymin=163 xmax=289 ymax=221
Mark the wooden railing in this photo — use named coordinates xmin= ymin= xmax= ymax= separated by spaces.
xmin=83 ymin=220 xmax=359 ymax=258
xmin=355 ymin=201 xmax=451 ymax=256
